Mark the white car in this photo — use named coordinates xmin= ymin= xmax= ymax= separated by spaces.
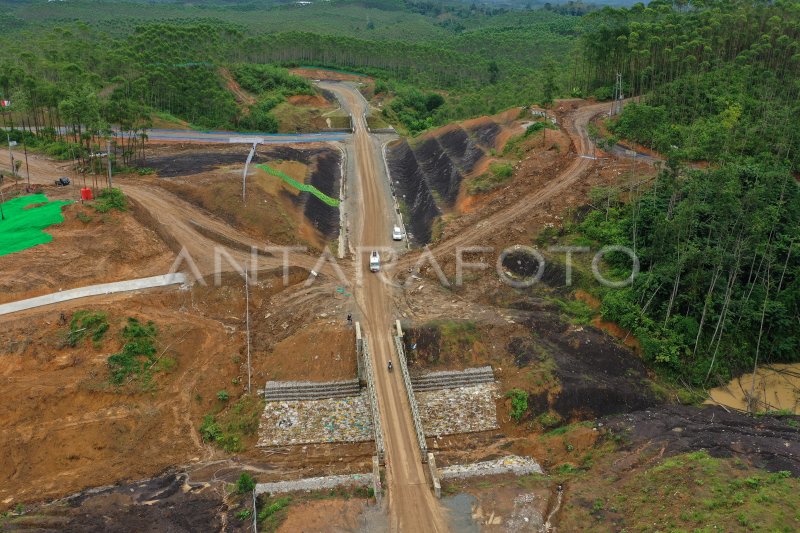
xmin=392 ymin=226 xmax=404 ymax=241
xmin=369 ymin=250 xmax=381 ymax=272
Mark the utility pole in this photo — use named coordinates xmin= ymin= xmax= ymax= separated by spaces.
xmin=629 ymin=149 xmax=638 ymax=255
xmin=106 ymin=139 xmax=113 ymax=189
xmin=0 ymin=186 xmax=6 ymax=220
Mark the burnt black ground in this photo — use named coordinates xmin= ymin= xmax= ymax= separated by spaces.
xmin=304 ymin=150 xmax=341 ymax=239
xmin=2 ymin=473 xmax=244 ymax=532
xmin=516 ymin=310 xmax=661 ymax=420
xmin=148 ymin=145 xmax=330 ymax=178
xmin=605 ymin=405 xmax=800 ymax=475
xmin=402 ymin=307 xmax=659 ymax=422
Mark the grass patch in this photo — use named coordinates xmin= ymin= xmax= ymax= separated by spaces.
xmin=76 ymin=211 xmax=93 ymax=224
xmin=237 ymin=472 xmax=256 ymax=494
xmin=257 ymin=496 xmax=292 ymax=532
xmin=366 ymin=113 xmax=391 ymax=130
xmin=506 ymin=388 xmax=529 ymax=423
xmin=467 ymin=162 xmax=515 ymax=194
xmin=91 ymin=188 xmax=127 ymax=213
xmin=434 ymin=319 xmax=486 ymax=362
xmin=66 ymin=310 xmax=109 ymax=347
xmin=152 ymin=111 xmax=189 ymax=128
xmin=549 ymin=297 xmax=594 ymax=325
xmin=107 ymin=318 xmax=158 ymax=386
xmin=537 ymin=411 xmax=562 ymax=429
xmin=503 ymin=120 xmax=560 ymax=158
xmin=439 ymin=320 xmax=479 ymax=344
xmin=200 ymin=394 xmax=265 ymax=453
xmin=568 ymin=451 xmax=800 ymax=531
xmin=545 ymin=421 xmax=593 ymax=437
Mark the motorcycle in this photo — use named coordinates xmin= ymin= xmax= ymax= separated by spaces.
xmin=387 ymin=361 xmax=393 ymax=372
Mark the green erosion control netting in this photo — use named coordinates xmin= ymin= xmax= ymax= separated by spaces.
xmin=256 ymin=164 xmax=340 ymax=207
xmin=0 ymin=194 xmax=73 ymax=257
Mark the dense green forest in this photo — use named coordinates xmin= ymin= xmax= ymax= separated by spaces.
xmin=0 ymin=0 xmax=578 ymax=138
xmin=576 ymin=0 xmax=799 ymax=384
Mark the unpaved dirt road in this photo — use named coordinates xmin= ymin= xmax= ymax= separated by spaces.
xmin=324 ymin=81 xmax=450 ymax=531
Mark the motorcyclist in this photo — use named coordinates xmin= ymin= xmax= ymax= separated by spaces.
xmin=387 ymin=361 xmax=393 ymax=371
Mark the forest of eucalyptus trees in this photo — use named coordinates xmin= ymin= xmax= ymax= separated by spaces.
xmin=576 ymin=0 xmax=799 ymax=384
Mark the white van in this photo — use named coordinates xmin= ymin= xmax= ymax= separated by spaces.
xmin=369 ymin=250 xmax=381 ymax=272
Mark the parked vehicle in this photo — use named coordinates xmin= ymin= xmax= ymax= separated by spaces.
xmin=54 ymin=177 xmax=71 ymax=186
xmin=369 ymin=250 xmax=381 ymax=272
xmin=392 ymin=226 xmax=404 ymax=241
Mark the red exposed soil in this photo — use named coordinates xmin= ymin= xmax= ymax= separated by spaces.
xmin=573 ymin=289 xmax=600 ymax=310
xmin=256 ymin=320 xmax=357 ymax=382
xmin=277 ymin=499 xmax=368 ymax=532
xmin=144 ymin=143 xmax=342 ymax=250
xmin=287 ymin=94 xmax=331 ymax=107
xmin=0 ymin=266 xmax=364 ymax=510
xmin=591 ymin=317 xmax=643 ymax=354
xmin=0 ymin=292 xmax=236 ymax=507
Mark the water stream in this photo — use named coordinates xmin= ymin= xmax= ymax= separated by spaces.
xmin=706 ymin=363 xmax=800 ymax=414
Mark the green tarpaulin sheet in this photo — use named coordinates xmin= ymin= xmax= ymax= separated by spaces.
xmin=0 ymin=194 xmax=73 ymax=257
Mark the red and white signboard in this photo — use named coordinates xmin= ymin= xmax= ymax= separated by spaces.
xmin=0 ymin=100 xmax=9 ymax=108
